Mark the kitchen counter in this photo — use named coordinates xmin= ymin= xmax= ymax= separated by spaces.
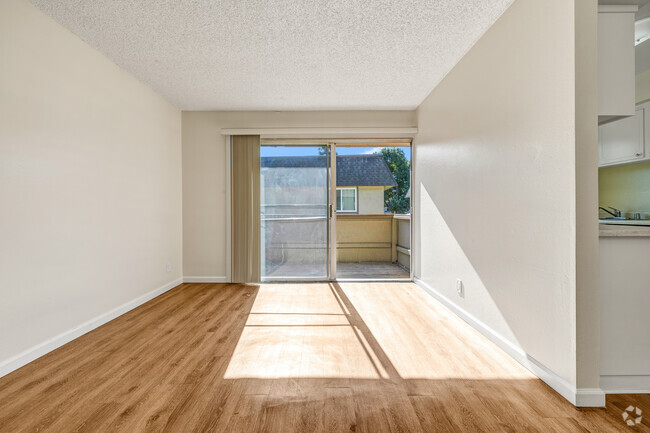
xmin=599 ymin=224 xmax=650 ymax=237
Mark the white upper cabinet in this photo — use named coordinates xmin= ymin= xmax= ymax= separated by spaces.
xmin=599 ymin=106 xmax=645 ymax=167
xmin=598 ymin=5 xmax=637 ymax=124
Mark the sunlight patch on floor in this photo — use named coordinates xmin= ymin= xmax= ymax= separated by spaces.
xmin=224 ymin=283 xmax=386 ymax=379
xmin=223 ymin=282 xmax=533 ymax=381
xmin=338 ymin=282 xmax=534 ymax=381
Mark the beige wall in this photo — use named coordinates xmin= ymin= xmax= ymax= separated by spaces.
xmin=0 ymin=0 xmax=182 ymax=372
xmin=414 ymin=0 xmax=598 ymax=402
xmin=358 ymin=186 xmax=385 ymax=214
xmin=336 ymin=214 xmax=393 ymax=262
xmin=182 ymin=111 xmax=416 ymax=278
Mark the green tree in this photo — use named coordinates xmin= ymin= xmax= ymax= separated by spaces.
xmin=377 ymin=148 xmax=410 ymax=214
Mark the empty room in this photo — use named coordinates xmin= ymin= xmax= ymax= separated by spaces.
xmin=1 ymin=0 xmax=649 ymax=431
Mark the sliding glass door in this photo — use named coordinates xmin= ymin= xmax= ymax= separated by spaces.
xmin=259 ymin=140 xmax=412 ymax=282
xmin=260 ymin=145 xmax=330 ymax=280
xmin=334 ymin=144 xmax=411 ymax=280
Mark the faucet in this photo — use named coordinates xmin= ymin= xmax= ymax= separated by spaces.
xmin=599 ymin=206 xmax=622 ymax=218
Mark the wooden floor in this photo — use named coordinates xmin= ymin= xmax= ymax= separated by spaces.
xmin=0 ymin=283 xmax=647 ymax=433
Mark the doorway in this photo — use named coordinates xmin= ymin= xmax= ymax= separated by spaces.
xmin=260 ymin=140 xmax=412 ymax=282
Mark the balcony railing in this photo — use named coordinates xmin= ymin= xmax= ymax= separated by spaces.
xmin=336 ymin=214 xmax=410 ymax=271
xmin=261 ymin=208 xmax=410 ymax=278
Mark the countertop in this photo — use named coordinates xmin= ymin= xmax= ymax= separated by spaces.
xmin=599 ymin=224 xmax=650 ymax=237
xmin=599 ymin=219 xmax=650 ymax=226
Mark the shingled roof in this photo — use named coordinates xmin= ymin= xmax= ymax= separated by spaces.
xmin=261 ymin=155 xmax=397 ymax=187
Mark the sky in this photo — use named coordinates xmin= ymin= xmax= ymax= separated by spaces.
xmin=261 ymin=145 xmax=411 ymax=160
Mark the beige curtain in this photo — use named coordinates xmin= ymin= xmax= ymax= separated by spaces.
xmin=231 ymin=135 xmax=261 ymax=283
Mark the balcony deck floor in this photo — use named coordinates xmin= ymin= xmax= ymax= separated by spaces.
xmin=337 ymin=261 xmax=409 ymax=279
xmin=264 ymin=261 xmax=409 ymax=280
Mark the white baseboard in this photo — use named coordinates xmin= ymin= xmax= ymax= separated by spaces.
xmin=183 ymin=276 xmax=229 ymax=283
xmin=0 ymin=277 xmax=183 ymax=379
xmin=576 ymin=388 xmax=608 ymax=406
xmin=414 ymin=278 xmax=605 ymax=408
xmin=601 ymin=375 xmax=650 ymax=394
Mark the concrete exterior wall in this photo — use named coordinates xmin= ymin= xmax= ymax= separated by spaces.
xmin=358 ymin=186 xmax=386 ymax=214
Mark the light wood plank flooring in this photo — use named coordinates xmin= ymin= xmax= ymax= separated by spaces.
xmin=0 ymin=282 xmax=647 ymax=432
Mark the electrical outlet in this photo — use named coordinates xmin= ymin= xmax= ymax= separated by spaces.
xmin=456 ymin=279 xmax=464 ymax=297
xmin=166 ymin=262 xmax=172 ymax=273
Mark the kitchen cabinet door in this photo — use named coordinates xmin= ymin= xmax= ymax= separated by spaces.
xmin=598 ymin=6 xmax=636 ymax=122
xmin=598 ymin=108 xmax=644 ymax=167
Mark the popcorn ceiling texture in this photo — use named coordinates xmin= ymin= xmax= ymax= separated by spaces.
xmin=30 ymin=0 xmax=513 ymax=110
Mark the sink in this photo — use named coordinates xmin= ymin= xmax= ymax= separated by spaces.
xmin=599 ymin=219 xmax=650 ymax=226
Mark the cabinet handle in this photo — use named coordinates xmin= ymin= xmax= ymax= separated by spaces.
xmin=636 ymin=153 xmax=643 ymax=157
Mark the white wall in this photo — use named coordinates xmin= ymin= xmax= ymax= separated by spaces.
xmin=0 ymin=0 xmax=182 ymax=374
xmin=182 ymin=111 xmax=416 ymax=279
xmin=574 ymin=0 xmax=600 ymax=398
xmin=414 ymin=0 xmax=600 ymax=405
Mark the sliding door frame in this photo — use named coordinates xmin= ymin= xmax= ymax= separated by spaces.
xmin=332 ymin=141 xmax=414 ymax=283
xmin=329 ymin=142 xmax=337 ymax=281
xmin=254 ymin=138 xmax=413 ymax=282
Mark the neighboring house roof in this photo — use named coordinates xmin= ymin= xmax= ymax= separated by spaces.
xmin=261 ymin=155 xmax=397 ymax=187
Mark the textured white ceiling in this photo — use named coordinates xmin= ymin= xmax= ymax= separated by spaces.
xmin=30 ymin=0 xmax=513 ymax=110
